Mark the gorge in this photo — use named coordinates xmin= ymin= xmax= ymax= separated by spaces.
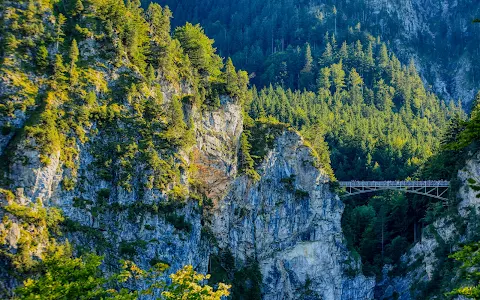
xmin=1 ymin=0 xmax=480 ymax=299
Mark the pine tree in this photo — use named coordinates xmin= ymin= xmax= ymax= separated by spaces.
xmin=319 ymin=69 xmax=331 ymax=89
xmin=74 ymin=0 xmax=84 ymax=15
xmin=374 ymin=79 xmax=394 ymax=111
xmin=239 ymin=132 xmax=260 ymax=181
xmin=349 ymin=68 xmax=363 ymax=87
xmin=69 ymin=39 xmax=79 ymax=68
xmin=36 ymin=45 xmax=49 ymax=71
xmin=68 ymin=39 xmax=79 ymax=84
xmin=162 ymin=96 xmax=191 ymax=147
xmin=174 ymin=23 xmax=223 ymax=78
xmin=299 ymin=43 xmax=314 ymax=90
xmin=302 ymin=43 xmax=313 ymax=73
xmin=366 ymin=42 xmax=375 ymax=68
xmin=471 ymin=91 xmax=480 ymax=118
xmin=331 ymin=61 xmax=346 ymax=93
xmin=378 ymin=43 xmax=389 ymax=68
xmin=147 ymin=64 xmax=155 ymax=84
xmin=53 ymin=54 xmax=67 ymax=85
xmin=54 ymin=14 xmax=66 ymax=51
xmin=354 ymin=40 xmax=363 ymax=57
xmin=237 ymin=70 xmax=250 ymax=104
xmin=349 ymin=68 xmax=364 ymax=105
xmin=354 ymin=40 xmax=364 ymax=71
xmin=85 ymin=91 xmax=96 ymax=107
xmin=146 ymin=3 xmax=172 ymax=50
xmin=321 ymin=42 xmax=333 ymax=66
xmin=317 ymin=67 xmax=332 ymax=98
xmin=225 ymin=58 xmax=239 ymax=96
xmin=339 ymin=41 xmax=348 ymax=61
xmin=331 ymin=34 xmax=337 ymax=50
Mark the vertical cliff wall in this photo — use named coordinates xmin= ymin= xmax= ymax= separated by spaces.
xmin=376 ymin=151 xmax=480 ymax=299
xmin=0 ymin=87 xmax=376 ymax=298
xmin=212 ymin=131 xmax=375 ymax=300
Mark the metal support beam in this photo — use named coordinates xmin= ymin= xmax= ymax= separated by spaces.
xmin=338 ymin=181 xmax=450 ymax=201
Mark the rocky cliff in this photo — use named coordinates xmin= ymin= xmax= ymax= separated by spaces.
xmin=375 ymin=151 xmax=480 ymax=299
xmin=365 ymin=0 xmax=480 ymax=103
xmin=0 ymin=72 xmax=375 ymax=298
xmin=213 ymin=131 xmax=375 ymax=300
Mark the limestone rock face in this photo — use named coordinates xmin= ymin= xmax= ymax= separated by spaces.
xmin=1 ymin=93 xmax=243 ymax=296
xmin=1 ymin=73 xmax=375 ymax=298
xmin=365 ymin=0 xmax=478 ymax=103
xmin=376 ymin=151 xmax=480 ymax=299
xmin=458 ymin=151 xmax=480 ymax=217
xmin=192 ymin=97 xmax=243 ymax=200
xmin=213 ymin=131 xmax=375 ymax=300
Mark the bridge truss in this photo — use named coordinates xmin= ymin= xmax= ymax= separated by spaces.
xmin=338 ymin=181 xmax=450 ymax=201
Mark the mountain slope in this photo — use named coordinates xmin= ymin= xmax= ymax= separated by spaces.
xmin=0 ymin=1 xmax=372 ymax=299
xmin=156 ymin=0 xmax=480 ymax=104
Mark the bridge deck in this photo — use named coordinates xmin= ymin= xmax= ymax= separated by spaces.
xmin=339 ymin=181 xmax=450 ymax=188
xmin=338 ymin=181 xmax=450 ymax=200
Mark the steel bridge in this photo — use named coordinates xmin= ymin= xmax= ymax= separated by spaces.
xmin=338 ymin=181 xmax=450 ymax=200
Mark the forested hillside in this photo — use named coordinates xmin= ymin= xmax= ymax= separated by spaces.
xmin=0 ymin=0 xmax=243 ymax=298
xmin=156 ymin=0 xmax=480 ymax=104
xmin=243 ymin=32 xmax=462 ymax=278
xmin=154 ymin=0 xmax=480 ymax=296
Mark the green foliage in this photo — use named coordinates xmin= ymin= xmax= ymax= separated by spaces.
xmin=238 ymin=132 xmax=260 ymax=181
xmin=174 ymin=22 xmax=223 ymax=78
xmin=1 ymin=0 xmax=469 ymax=298
xmin=14 ymin=244 xmax=229 ymax=300
xmin=161 ymin=96 xmax=195 ymax=148
xmin=0 ymin=2 xmax=246 ymax=298
xmin=247 ymin=116 xmax=291 ymax=168
xmin=466 ymin=178 xmax=480 ymax=202
xmin=0 ymin=190 xmax=65 ymax=273
xmin=15 ymin=245 xmax=137 ymax=300
xmin=165 ymin=213 xmax=192 ymax=232
xmin=247 ymin=39 xmax=458 ymax=181
xmin=447 ymin=243 xmax=480 ymax=299
xmin=209 ymin=249 xmax=236 ymax=285
xmin=161 ymin=0 xmax=480 ymax=103
xmin=1 ymin=0 xmax=246 ymax=210
xmin=61 ymin=218 xmax=110 ymax=251
xmin=446 ymin=99 xmax=480 ymax=151
xmin=162 ymin=265 xmax=231 ymax=300
xmin=24 ymin=108 xmax=61 ymax=165
xmin=119 ymin=240 xmax=147 ymax=258
xmin=208 ymin=251 xmax=261 ymax=300
xmin=36 ymin=45 xmax=49 ymax=71
xmin=224 ymin=58 xmax=239 ymax=94
xmin=69 ymin=39 xmax=79 ymax=67
xmin=231 ymin=258 xmax=262 ymax=300
xmin=301 ymin=123 xmax=334 ymax=178
xmin=341 ymin=193 xmax=412 ymax=276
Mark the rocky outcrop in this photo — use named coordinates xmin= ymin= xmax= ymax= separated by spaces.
xmin=376 ymin=151 xmax=480 ymax=299
xmin=375 ymin=231 xmax=440 ymax=300
xmin=458 ymin=151 xmax=480 ymax=217
xmin=213 ymin=131 xmax=375 ymax=300
xmin=1 ymin=89 xmax=377 ymax=298
xmin=366 ymin=0 xmax=479 ymax=103
xmin=191 ymin=96 xmax=243 ymax=201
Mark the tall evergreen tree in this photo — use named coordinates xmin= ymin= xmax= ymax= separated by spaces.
xmin=331 ymin=61 xmax=346 ymax=93
xmin=299 ymin=43 xmax=314 ymax=90
xmin=225 ymin=58 xmax=239 ymax=96
xmin=36 ymin=45 xmax=49 ymax=71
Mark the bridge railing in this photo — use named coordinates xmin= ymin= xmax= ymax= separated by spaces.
xmin=338 ymin=181 xmax=450 ymax=188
